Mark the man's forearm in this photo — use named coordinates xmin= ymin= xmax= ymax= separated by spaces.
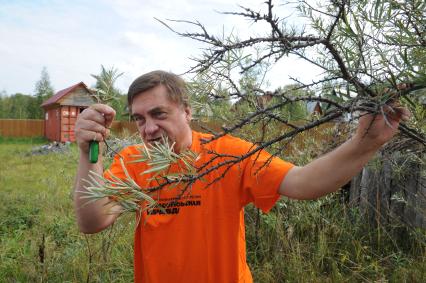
xmin=74 ymin=152 xmax=118 ymax=234
xmin=279 ymin=105 xmax=408 ymax=200
xmin=279 ymin=135 xmax=378 ymax=200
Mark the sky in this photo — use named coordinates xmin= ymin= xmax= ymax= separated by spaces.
xmin=0 ymin=0 xmax=322 ymax=96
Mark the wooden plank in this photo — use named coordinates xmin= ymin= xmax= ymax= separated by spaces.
xmin=0 ymin=119 xmax=44 ymax=137
xmin=402 ymin=160 xmax=418 ymax=227
xmin=379 ymin=157 xmax=393 ymax=223
xmin=349 ymin=172 xmax=362 ymax=206
xmin=58 ymin=86 xmax=95 ymax=107
xmin=416 ymin=157 xmax=426 ymax=228
xmin=359 ymin=165 xmax=380 ymax=225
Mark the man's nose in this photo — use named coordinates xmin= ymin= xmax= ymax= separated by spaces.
xmin=144 ymin=119 xmax=159 ymax=136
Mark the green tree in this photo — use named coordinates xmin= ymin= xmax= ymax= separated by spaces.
xmin=91 ymin=65 xmax=127 ymax=120
xmin=188 ymin=72 xmax=233 ymax=125
xmin=30 ymin=67 xmax=54 ymax=119
xmin=273 ymin=85 xmax=310 ymax=121
xmin=1 ymin=93 xmax=34 ymax=119
xmin=0 ymin=90 xmax=6 ymax=119
xmin=161 ymin=0 xmax=425 ymax=146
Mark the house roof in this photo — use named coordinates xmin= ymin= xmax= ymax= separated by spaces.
xmin=41 ymin=82 xmax=92 ymax=108
xmin=306 ymin=101 xmax=322 ymax=113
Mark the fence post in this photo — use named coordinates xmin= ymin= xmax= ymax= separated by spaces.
xmin=349 ymin=150 xmax=426 ymax=229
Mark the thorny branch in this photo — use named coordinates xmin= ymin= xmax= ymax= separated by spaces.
xmin=162 ymin=0 xmax=425 ymax=139
xmin=167 ymin=0 xmax=425 ymax=183
xmin=84 ymin=0 xmax=425 ymax=215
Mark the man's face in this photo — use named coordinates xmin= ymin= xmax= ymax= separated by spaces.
xmin=131 ymin=85 xmax=192 ymax=152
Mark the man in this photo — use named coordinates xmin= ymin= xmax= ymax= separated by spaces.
xmin=74 ymin=70 xmax=409 ymax=283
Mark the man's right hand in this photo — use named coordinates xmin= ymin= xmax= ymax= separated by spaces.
xmin=75 ymin=104 xmax=116 ymax=153
xmin=74 ymin=103 xmax=119 ymax=234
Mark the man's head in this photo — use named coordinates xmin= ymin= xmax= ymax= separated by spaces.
xmin=128 ymin=70 xmax=189 ymax=111
xmin=128 ymin=70 xmax=192 ymax=152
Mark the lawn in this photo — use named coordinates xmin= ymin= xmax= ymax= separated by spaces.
xmin=0 ymin=138 xmax=134 ymax=282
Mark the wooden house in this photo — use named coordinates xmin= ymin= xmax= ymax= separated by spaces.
xmin=41 ymin=82 xmax=95 ymax=142
xmin=232 ymin=92 xmax=274 ymax=111
xmin=307 ymin=101 xmax=323 ymax=116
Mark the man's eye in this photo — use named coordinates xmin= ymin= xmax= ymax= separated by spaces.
xmin=155 ymin=112 xmax=167 ymax=118
xmin=133 ymin=116 xmax=144 ymax=122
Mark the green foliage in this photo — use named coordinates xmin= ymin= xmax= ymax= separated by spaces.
xmin=31 ymin=67 xmax=54 ymax=119
xmin=404 ymin=88 xmax=426 ymax=132
xmin=298 ymin=0 xmax=426 ymax=90
xmin=188 ymin=73 xmax=233 ymax=124
xmin=245 ymin=197 xmax=426 ymax=283
xmin=272 ymin=85 xmax=311 ymax=121
xmin=167 ymin=0 xmax=426 ymax=150
xmin=83 ymin=136 xmax=199 ymax=215
xmin=0 ymin=92 xmax=37 ymax=119
xmin=91 ymin=65 xmax=128 ymax=121
xmin=0 ymin=67 xmax=54 ymax=119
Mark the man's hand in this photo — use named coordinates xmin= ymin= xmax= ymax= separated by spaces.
xmin=75 ymin=104 xmax=116 ymax=153
xmin=279 ymin=104 xmax=411 ymax=200
xmin=354 ymin=104 xmax=411 ymax=152
xmin=74 ymin=103 xmax=118 ymax=234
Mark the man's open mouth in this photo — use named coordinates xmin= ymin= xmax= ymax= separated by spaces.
xmin=148 ymin=138 xmax=162 ymax=143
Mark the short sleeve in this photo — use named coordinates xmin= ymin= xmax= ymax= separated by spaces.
xmin=240 ymin=149 xmax=294 ymax=213
xmin=102 ymin=146 xmax=144 ymax=202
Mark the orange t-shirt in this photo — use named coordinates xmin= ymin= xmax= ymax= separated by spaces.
xmin=107 ymin=131 xmax=294 ymax=283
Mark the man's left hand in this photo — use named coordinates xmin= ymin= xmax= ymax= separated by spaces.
xmin=354 ymin=104 xmax=411 ymax=152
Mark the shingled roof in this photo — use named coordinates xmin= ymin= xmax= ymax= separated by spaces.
xmin=41 ymin=82 xmax=92 ymax=108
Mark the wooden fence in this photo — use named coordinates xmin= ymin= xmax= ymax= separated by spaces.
xmin=0 ymin=119 xmax=137 ymax=138
xmin=0 ymin=119 xmax=344 ymax=154
xmin=0 ymin=119 xmax=341 ymax=140
xmin=349 ymin=151 xmax=426 ymax=229
xmin=0 ymin=119 xmax=44 ymax=137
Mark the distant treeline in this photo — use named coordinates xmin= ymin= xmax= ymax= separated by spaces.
xmin=0 ymin=92 xmax=45 ymax=119
xmin=0 ymin=91 xmax=130 ymax=121
xmin=0 ymin=66 xmax=55 ymax=119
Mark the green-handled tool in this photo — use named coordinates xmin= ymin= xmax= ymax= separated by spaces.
xmin=89 ymin=141 xmax=99 ymax=163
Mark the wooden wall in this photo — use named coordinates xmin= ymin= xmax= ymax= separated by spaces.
xmin=0 ymin=119 xmax=44 ymax=137
xmin=44 ymin=108 xmax=60 ymax=141
xmin=58 ymin=86 xmax=95 ymax=107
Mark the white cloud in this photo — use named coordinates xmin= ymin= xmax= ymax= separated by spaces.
xmin=0 ymin=0 xmax=319 ymax=95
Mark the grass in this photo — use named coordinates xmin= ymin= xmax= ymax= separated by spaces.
xmin=0 ymin=138 xmax=425 ymax=282
xmin=0 ymin=140 xmax=134 ymax=282
xmin=245 ymin=198 xmax=426 ymax=282
xmin=0 ymin=136 xmax=48 ymax=144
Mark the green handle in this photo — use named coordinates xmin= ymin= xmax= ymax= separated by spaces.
xmin=89 ymin=141 xmax=99 ymax=163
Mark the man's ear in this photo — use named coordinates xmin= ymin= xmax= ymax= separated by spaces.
xmin=184 ymin=106 xmax=192 ymax=123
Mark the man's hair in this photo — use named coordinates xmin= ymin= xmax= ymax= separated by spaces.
xmin=127 ymin=70 xmax=189 ymax=109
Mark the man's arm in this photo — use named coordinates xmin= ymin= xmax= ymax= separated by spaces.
xmin=74 ymin=104 xmax=121 ymax=234
xmin=279 ymin=106 xmax=410 ymax=199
